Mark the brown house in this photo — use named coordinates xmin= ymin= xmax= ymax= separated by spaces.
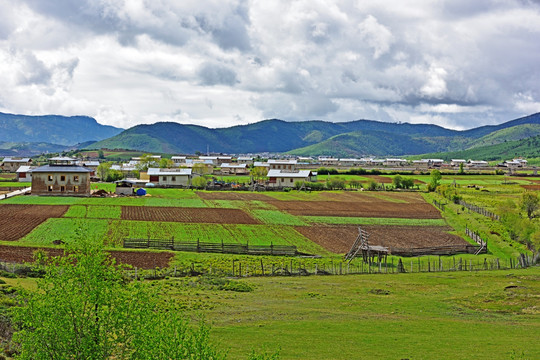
xmin=1 ymin=157 xmax=32 ymax=172
xmin=31 ymin=157 xmax=92 ymax=197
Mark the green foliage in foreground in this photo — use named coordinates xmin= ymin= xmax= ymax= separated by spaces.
xmin=11 ymin=244 xmax=226 ymax=360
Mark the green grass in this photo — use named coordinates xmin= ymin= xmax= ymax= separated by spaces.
xmin=169 ymin=267 xmax=540 ymax=359
xmin=63 ymin=205 xmax=121 ymax=219
xmin=19 ymin=218 xmax=110 ymax=245
xmin=0 ymin=181 xmax=30 ymax=187
xmin=2 ymin=194 xmax=208 ymax=207
xmin=303 ymin=216 xmax=447 ymax=226
xmin=104 ymin=222 xmax=323 ymax=253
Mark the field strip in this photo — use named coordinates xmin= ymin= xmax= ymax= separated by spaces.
xmin=302 ymin=216 xmax=447 ymax=226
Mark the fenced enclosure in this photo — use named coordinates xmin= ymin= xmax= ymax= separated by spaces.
xmin=123 ymin=238 xmax=299 ymax=256
xmin=458 ymin=200 xmax=500 ymax=220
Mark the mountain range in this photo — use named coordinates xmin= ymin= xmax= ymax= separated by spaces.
xmin=90 ymin=113 xmax=540 ymax=157
xmin=1 ymin=111 xmax=539 ymax=158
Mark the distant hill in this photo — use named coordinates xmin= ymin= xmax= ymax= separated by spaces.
xmin=467 ymin=124 xmax=540 ymax=149
xmin=0 ymin=141 xmax=69 ymax=157
xmin=410 ymin=135 xmax=540 ymax=161
xmin=0 ymin=112 xmax=123 ymax=146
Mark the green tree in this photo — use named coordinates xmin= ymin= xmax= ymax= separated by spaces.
xmin=428 ymin=169 xmax=442 ymax=192
xmin=392 ymin=175 xmax=403 ymax=189
xmin=192 ymin=176 xmax=208 ymax=189
xmin=96 ymin=162 xmax=112 ymax=180
xmin=520 ymin=191 xmax=539 ymax=219
xmin=136 ymin=154 xmax=159 ymax=172
xmin=12 ymin=243 xmax=224 ymax=359
xmin=97 ymin=149 xmax=105 ymax=159
xmin=250 ymin=166 xmax=268 ymax=184
xmin=192 ymin=163 xmax=213 ymax=175
xmin=159 ymin=158 xmax=174 ymax=169
xmin=458 ymin=162 xmax=464 ymax=174
xmin=401 ymin=177 xmax=414 ymax=189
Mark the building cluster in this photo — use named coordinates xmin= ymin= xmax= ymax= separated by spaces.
xmin=0 ymin=153 xmax=531 ymax=197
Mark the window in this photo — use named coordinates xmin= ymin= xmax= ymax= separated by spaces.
xmin=162 ymin=176 xmax=167 ymax=181
xmin=60 ymin=186 xmax=65 ymax=192
xmin=171 ymin=176 xmax=176 ymax=181
xmin=290 ymin=178 xmax=293 ymax=183
xmin=60 ymin=175 xmax=66 ymax=182
xmin=74 ymin=185 xmax=79 ymax=192
xmin=73 ymin=175 xmax=79 ymax=182
xmin=48 ymin=185 xmax=53 ymax=192
xmin=47 ymin=175 xmax=53 ymax=181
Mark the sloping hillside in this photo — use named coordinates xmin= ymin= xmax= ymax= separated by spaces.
xmin=0 ymin=112 xmax=123 ymax=145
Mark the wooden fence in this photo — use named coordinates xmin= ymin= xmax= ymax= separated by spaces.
xmin=123 ymin=238 xmax=299 ymax=256
xmin=465 ymin=226 xmax=488 ymax=254
xmin=389 ymin=244 xmax=485 ymax=257
xmin=459 ymin=200 xmax=500 ymax=220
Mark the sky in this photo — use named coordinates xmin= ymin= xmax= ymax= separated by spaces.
xmin=0 ymin=0 xmax=539 ymax=130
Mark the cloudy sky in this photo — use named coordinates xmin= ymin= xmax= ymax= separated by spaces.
xmin=1 ymin=0 xmax=539 ymax=130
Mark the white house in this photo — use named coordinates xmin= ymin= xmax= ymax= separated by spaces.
xmin=237 ymin=157 xmax=254 ymax=165
xmin=319 ymin=158 xmax=339 ymax=167
xmin=147 ymin=168 xmax=192 ymax=187
xmin=339 ymin=159 xmax=359 ymax=167
xmin=220 ymin=163 xmax=249 ymax=175
xmin=266 ymin=169 xmax=317 ymax=187
xmin=16 ymin=166 xmax=34 ymax=182
xmin=468 ymin=160 xmax=489 ymax=168
xmin=451 ymin=159 xmax=466 ymax=167
xmin=384 ymin=158 xmax=408 ymax=167
xmin=171 ymin=156 xmax=187 ymax=165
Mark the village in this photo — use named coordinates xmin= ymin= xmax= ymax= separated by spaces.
xmin=0 ymin=153 xmax=533 ymax=197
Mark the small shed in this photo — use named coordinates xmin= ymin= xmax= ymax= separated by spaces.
xmin=115 ymin=180 xmax=136 ymax=195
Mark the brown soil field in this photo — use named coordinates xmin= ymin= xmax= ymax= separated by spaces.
xmin=121 ymin=206 xmax=260 ymax=224
xmin=268 ymin=201 xmax=441 ymax=218
xmin=295 ymin=225 xmax=467 ymax=254
xmin=0 ymin=245 xmax=173 ymax=269
xmin=318 ymin=191 xmax=426 ymax=203
xmin=196 ymin=191 xmax=273 ymax=201
xmin=521 ymin=185 xmax=540 ymax=190
xmin=0 ymin=204 xmax=69 ymax=241
xmin=363 ymin=175 xmax=425 ymax=185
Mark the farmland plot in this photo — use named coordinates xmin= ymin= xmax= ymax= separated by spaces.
xmin=295 ymin=225 xmax=468 ymax=254
xmin=268 ymin=200 xmax=441 ymax=218
xmin=0 ymin=204 xmax=68 ymax=241
xmin=121 ymin=206 xmax=260 ymax=224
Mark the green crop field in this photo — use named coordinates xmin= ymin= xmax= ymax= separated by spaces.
xmin=303 ymin=216 xmax=447 ymax=226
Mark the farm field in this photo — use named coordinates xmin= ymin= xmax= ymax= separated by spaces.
xmin=0 ymin=171 xmax=536 ymax=266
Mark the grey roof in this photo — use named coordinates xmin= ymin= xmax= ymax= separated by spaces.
xmin=31 ymin=165 xmax=93 ymax=173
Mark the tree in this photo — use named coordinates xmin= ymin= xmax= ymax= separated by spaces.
xmin=392 ymin=175 xmax=403 ymax=189
xmin=458 ymin=162 xmax=464 ymax=174
xmin=97 ymin=149 xmax=105 ymax=159
xmin=191 ymin=176 xmax=208 ymax=189
xmin=428 ymin=169 xmax=442 ymax=192
xmin=159 ymin=158 xmax=174 ymax=169
xmin=250 ymin=166 xmax=268 ymax=184
xmin=192 ymin=163 xmax=212 ymax=175
xmin=96 ymin=162 xmax=112 ymax=180
xmin=136 ymin=154 xmax=159 ymax=172
xmin=12 ymin=243 xmax=224 ymax=359
xmin=520 ymin=192 xmax=539 ymax=219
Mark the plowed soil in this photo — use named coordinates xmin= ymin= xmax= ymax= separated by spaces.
xmin=0 ymin=204 xmax=69 ymax=241
xmin=267 ymin=201 xmax=441 ymax=218
xmin=121 ymin=206 xmax=260 ymax=224
xmin=521 ymin=185 xmax=540 ymax=190
xmin=196 ymin=192 xmax=273 ymax=201
xmin=0 ymin=245 xmax=173 ymax=269
xmin=320 ymin=191 xmax=427 ymax=203
xmin=295 ymin=225 xmax=468 ymax=254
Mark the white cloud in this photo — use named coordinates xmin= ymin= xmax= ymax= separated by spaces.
xmin=0 ymin=0 xmax=538 ymax=130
